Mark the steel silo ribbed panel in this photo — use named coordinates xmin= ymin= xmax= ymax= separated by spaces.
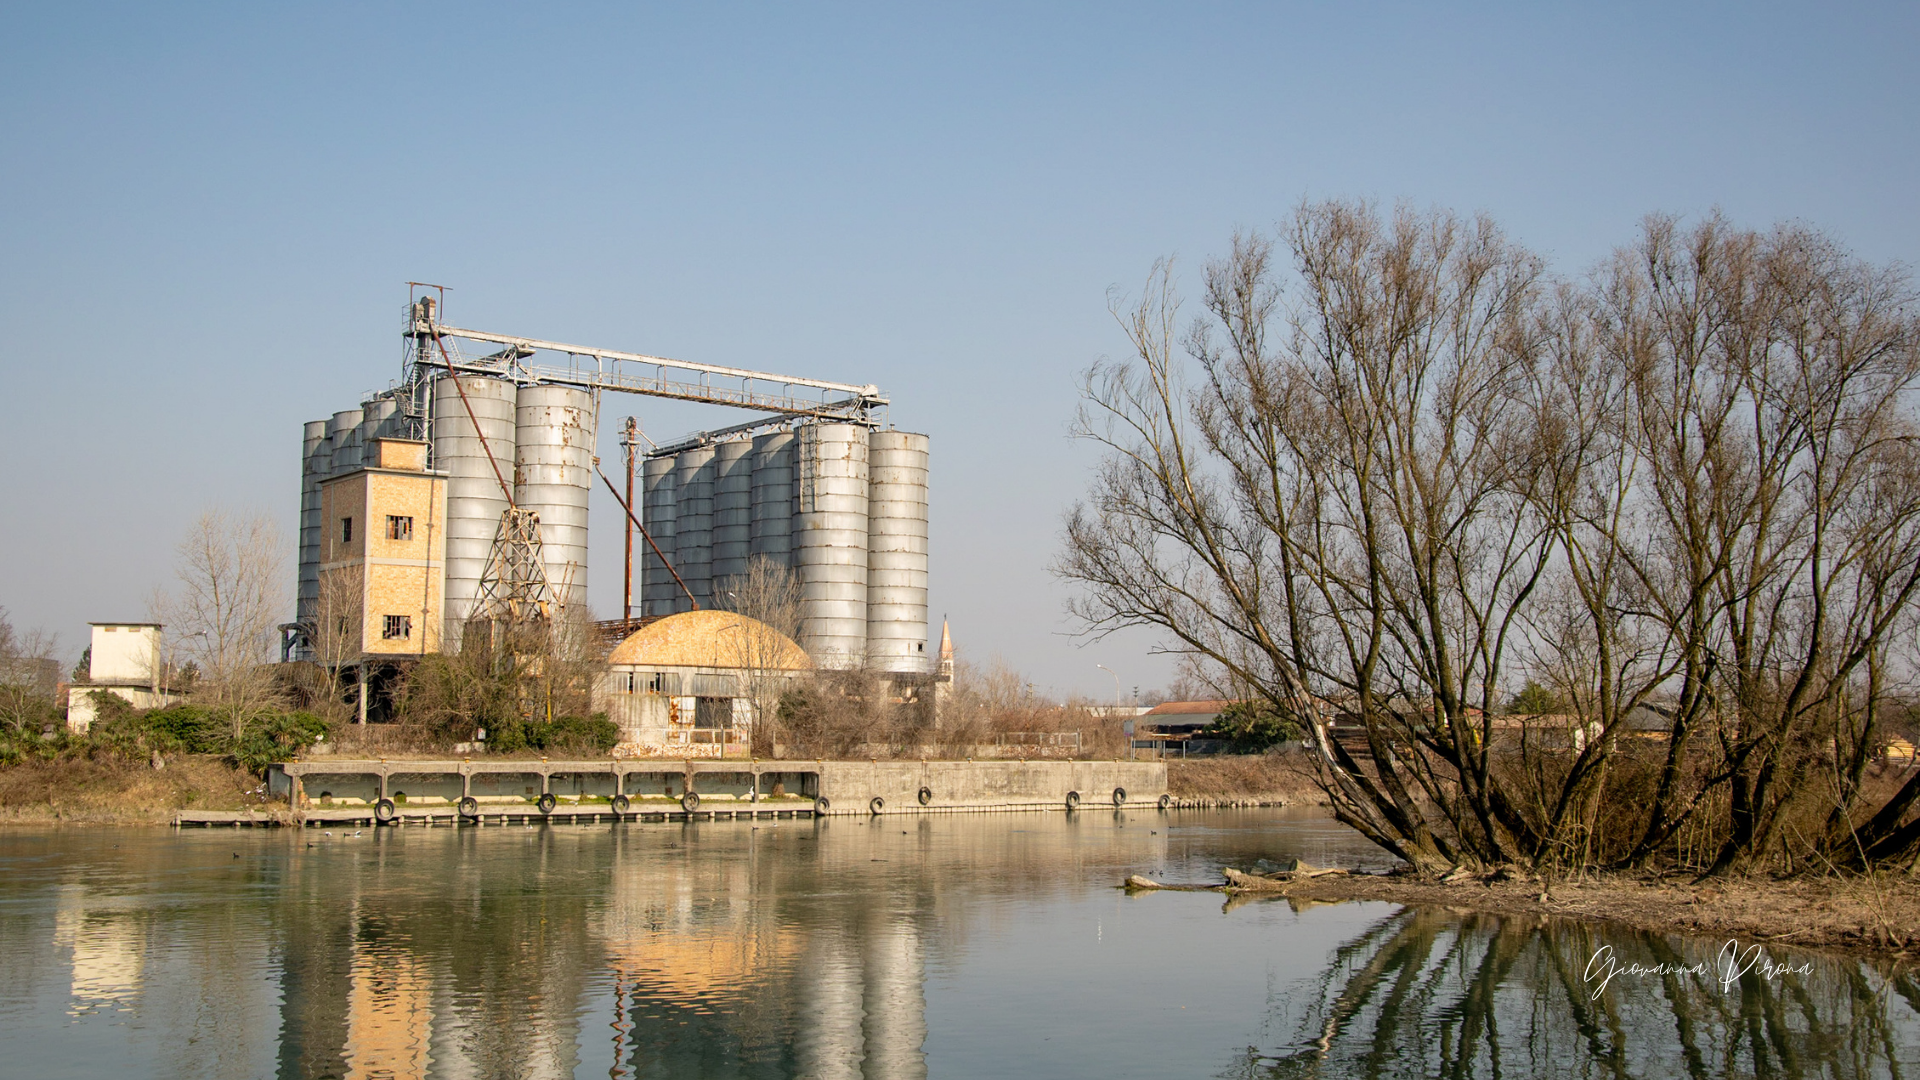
xmin=749 ymin=432 xmax=796 ymax=566
xmin=432 ymin=376 xmax=518 ymax=626
xmin=358 ymin=397 xmax=399 ymax=449
xmin=712 ymin=440 xmax=753 ymax=585
xmin=513 ymin=385 xmax=595 ymax=612
xmin=673 ymin=447 xmax=716 ymax=613
xmin=328 ymin=409 xmax=364 ymax=476
xmin=296 ymin=420 xmax=329 ymax=637
xmin=866 ymin=430 xmax=931 ymax=673
xmin=796 ymin=424 xmax=869 ymax=668
xmin=641 ymin=456 xmax=678 ymax=617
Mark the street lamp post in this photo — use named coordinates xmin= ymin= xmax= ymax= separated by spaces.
xmin=1095 ymin=664 xmax=1120 ymax=707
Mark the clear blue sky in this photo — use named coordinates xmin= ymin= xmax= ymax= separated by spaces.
xmin=2 ymin=2 xmax=1915 ymax=699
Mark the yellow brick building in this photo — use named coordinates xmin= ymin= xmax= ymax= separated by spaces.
xmin=317 ymin=439 xmax=448 ymax=658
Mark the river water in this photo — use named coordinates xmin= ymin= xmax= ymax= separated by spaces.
xmin=1 ymin=809 xmax=1915 ymax=1079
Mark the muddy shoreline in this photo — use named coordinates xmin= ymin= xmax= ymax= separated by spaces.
xmin=1131 ymin=864 xmax=1920 ymax=965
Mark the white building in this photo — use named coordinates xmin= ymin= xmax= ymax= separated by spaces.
xmin=596 ymin=610 xmax=813 ymax=758
xmin=66 ymin=623 xmax=172 ymax=733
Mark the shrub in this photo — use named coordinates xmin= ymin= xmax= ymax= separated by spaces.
xmin=1210 ymin=700 xmax=1304 ymax=753
xmin=535 ymin=715 xmax=620 ymax=755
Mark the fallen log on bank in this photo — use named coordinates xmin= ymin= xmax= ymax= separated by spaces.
xmin=1222 ymin=867 xmax=1289 ymax=891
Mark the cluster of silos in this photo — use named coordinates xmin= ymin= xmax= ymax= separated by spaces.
xmin=295 ymin=397 xmax=410 ymax=642
xmin=296 ymin=377 xmax=596 ymax=652
xmin=425 ymin=376 xmax=596 ymax=623
xmin=641 ymin=424 xmax=930 ymax=673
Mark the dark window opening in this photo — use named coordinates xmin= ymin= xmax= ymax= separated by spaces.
xmin=694 ymin=697 xmax=732 ymax=728
xmin=386 ymin=515 xmax=413 ymax=540
xmin=382 ymin=615 xmax=411 ymax=640
xmin=341 ymin=517 xmax=354 ymax=543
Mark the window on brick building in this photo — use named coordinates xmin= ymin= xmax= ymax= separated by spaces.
xmin=341 ymin=517 xmax=354 ymax=543
xmin=387 ymin=515 xmax=413 ymax=541
xmin=382 ymin=615 xmax=411 ymax=640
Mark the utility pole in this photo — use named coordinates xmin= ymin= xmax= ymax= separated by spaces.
xmin=622 ymin=417 xmax=638 ymax=622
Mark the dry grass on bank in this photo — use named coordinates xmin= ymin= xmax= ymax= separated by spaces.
xmin=1167 ymin=752 xmax=1328 ymax=804
xmin=0 ymin=755 xmax=272 ymax=824
xmin=1268 ymin=868 xmax=1920 ymax=962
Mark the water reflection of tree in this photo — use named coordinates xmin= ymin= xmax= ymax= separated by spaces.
xmin=1226 ymin=907 xmax=1920 ymax=1080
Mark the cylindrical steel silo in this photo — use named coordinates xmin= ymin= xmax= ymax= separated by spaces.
xmin=641 ymin=455 xmax=678 ymax=617
xmin=795 ymin=423 xmax=869 ymax=668
xmin=296 ymin=419 xmax=329 ymax=649
xmin=711 ymin=440 xmax=753 ymax=592
xmin=672 ymin=446 xmax=717 ymax=613
xmin=750 ymin=431 xmax=797 ymax=570
xmin=513 ymin=384 xmax=595 ymax=612
xmin=327 ymin=408 xmax=364 ymax=476
xmin=866 ymin=430 xmax=930 ymax=673
xmin=431 ymin=375 xmax=518 ymax=627
xmin=358 ymin=396 xmax=400 ymax=452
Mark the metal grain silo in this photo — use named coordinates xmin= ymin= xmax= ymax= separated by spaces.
xmin=358 ymin=396 xmax=400 ymax=447
xmin=296 ymin=419 xmax=330 ymax=646
xmin=327 ymin=408 xmax=364 ymax=476
xmin=750 ymin=431 xmax=797 ymax=569
xmin=711 ymin=439 xmax=754 ymax=591
xmin=431 ymin=375 xmax=518 ymax=627
xmin=672 ymin=446 xmax=717 ymax=612
xmin=795 ymin=423 xmax=869 ymax=668
xmin=641 ymin=455 xmax=678 ymax=617
xmin=513 ymin=384 xmax=596 ymax=612
xmin=866 ymin=430 xmax=930 ymax=673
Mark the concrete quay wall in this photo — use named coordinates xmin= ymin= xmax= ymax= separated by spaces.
xmin=815 ymin=760 xmax=1165 ymax=812
xmin=269 ymin=758 xmax=1167 ymax=816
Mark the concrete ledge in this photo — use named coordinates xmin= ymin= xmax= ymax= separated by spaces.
xmin=264 ymin=758 xmax=1169 ymax=822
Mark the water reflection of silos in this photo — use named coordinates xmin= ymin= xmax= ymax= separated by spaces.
xmin=431 ymin=376 xmax=518 ymax=627
xmin=513 ymin=384 xmax=596 ymax=610
xmin=796 ymin=423 xmax=870 ymax=667
xmin=863 ymin=919 xmax=928 ymax=1080
xmin=866 ymin=431 xmax=931 ymax=674
xmin=711 ymin=439 xmax=754 ymax=592
xmin=798 ymin=933 xmax=866 ymax=1080
xmin=641 ymin=455 xmax=678 ymax=617
xmin=750 ymin=431 xmax=797 ymax=571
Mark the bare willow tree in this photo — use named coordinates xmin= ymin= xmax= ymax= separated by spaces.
xmin=716 ymin=554 xmax=806 ymax=755
xmin=0 ymin=606 xmax=60 ymax=736
xmin=1061 ymin=199 xmax=1920 ymax=875
xmin=303 ymin=564 xmax=363 ymax=721
xmin=153 ymin=509 xmax=288 ymax=740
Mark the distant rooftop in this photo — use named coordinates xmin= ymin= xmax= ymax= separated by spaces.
xmin=1145 ymin=700 xmax=1233 ymax=716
